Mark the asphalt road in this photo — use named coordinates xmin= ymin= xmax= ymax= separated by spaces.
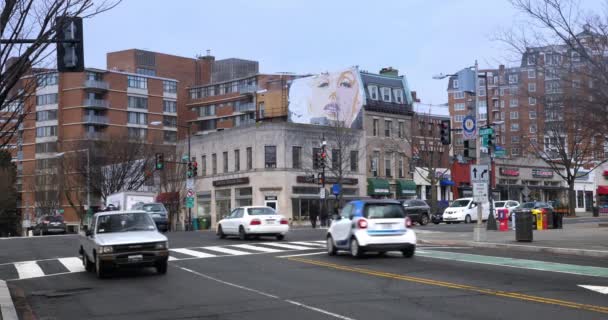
xmin=2 ymin=228 xmax=608 ymax=320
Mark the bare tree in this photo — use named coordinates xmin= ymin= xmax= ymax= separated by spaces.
xmin=157 ymin=152 xmax=187 ymax=231
xmin=0 ymin=0 xmax=120 ymax=149
xmin=499 ymin=0 xmax=608 ymax=214
xmin=0 ymin=150 xmax=20 ymax=235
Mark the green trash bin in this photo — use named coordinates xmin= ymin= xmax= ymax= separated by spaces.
xmin=191 ymin=217 xmax=199 ymax=230
xmin=200 ymin=215 xmax=211 ymax=230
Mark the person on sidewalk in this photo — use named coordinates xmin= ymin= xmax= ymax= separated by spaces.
xmin=310 ymin=211 xmax=318 ymax=229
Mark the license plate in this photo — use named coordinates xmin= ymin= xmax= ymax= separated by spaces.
xmin=265 ymin=220 xmax=276 ymax=224
xmin=128 ymin=254 xmax=143 ymax=262
xmin=380 ymin=224 xmax=393 ymax=230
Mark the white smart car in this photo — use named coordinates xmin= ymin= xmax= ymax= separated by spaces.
xmin=216 ymin=206 xmax=289 ymax=240
xmin=326 ymin=200 xmax=416 ymax=258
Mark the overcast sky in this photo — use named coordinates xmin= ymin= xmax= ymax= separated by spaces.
xmin=84 ymin=0 xmax=603 ymax=104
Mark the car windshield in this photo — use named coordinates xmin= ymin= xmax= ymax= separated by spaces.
xmin=364 ymin=204 xmax=405 ymax=219
xmin=450 ymin=200 xmax=470 ymax=208
xmin=248 ymin=207 xmax=277 ymax=215
xmin=142 ymin=204 xmax=165 ymax=212
xmin=96 ymin=212 xmax=157 ymax=233
xmin=495 ymin=201 xmax=506 ymax=208
xmin=521 ymin=203 xmax=536 ymax=209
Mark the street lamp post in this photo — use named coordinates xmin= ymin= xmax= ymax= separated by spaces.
xmin=56 ymin=148 xmax=90 ymax=226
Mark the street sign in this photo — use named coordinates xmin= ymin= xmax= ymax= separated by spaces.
xmin=186 ymin=178 xmax=194 ymax=189
xmin=187 ymin=189 xmax=195 ymax=198
xmin=462 ymin=116 xmax=477 ymax=140
xmin=470 ymin=165 xmax=489 ymax=183
xmin=185 ymin=197 xmax=194 ymax=208
xmin=332 ymin=184 xmax=341 ymax=196
xmin=479 ymin=127 xmax=494 ymax=136
xmin=473 ymin=182 xmax=488 ymax=203
xmin=494 ymin=149 xmax=506 ymax=158
xmin=319 ymin=188 xmax=326 ymax=199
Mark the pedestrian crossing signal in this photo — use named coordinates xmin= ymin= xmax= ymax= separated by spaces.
xmin=155 ymin=153 xmax=164 ymax=170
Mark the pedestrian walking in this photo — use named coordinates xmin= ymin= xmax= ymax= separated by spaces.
xmin=310 ymin=212 xmax=318 ymax=229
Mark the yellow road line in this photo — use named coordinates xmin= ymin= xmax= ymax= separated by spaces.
xmin=287 ymin=257 xmax=608 ymax=315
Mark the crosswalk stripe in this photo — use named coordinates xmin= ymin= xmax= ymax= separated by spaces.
xmin=168 ymin=256 xmax=178 ymax=261
xmin=231 ymin=244 xmax=283 ymax=253
xmin=261 ymin=243 xmax=316 ymax=250
xmin=58 ymin=257 xmax=85 ymax=273
xmin=170 ymin=248 xmax=217 ymax=258
xmin=14 ymin=261 xmax=45 ymax=279
xmin=203 ymin=246 xmax=251 ymax=256
xmin=289 ymin=241 xmax=326 ymax=247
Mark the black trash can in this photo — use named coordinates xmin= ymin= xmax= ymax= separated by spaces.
xmin=553 ymin=211 xmax=563 ymax=229
xmin=515 ymin=211 xmax=533 ymax=242
xmin=546 ymin=210 xmax=554 ymax=229
xmin=593 ymin=206 xmax=599 ymax=217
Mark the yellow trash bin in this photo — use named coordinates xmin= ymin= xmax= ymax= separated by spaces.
xmin=531 ymin=209 xmax=543 ymax=230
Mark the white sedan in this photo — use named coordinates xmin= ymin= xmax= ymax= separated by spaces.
xmin=493 ymin=200 xmax=520 ymax=219
xmin=216 ymin=206 xmax=289 ymax=240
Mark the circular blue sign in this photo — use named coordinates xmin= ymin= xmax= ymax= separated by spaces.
xmin=462 ymin=115 xmax=476 ymax=133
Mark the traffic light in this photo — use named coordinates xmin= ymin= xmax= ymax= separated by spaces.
xmin=487 ymin=131 xmax=495 ymax=149
xmin=187 ymin=161 xmax=193 ymax=178
xmin=56 ymin=16 xmax=84 ymax=72
xmin=463 ymin=140 xmax=476 ymax=158
xmin=440 ymin=119 xmax=451 ymax=145
xmin=319 ymin=151 xmax=327 ymax=169
xmin=314 ymin=152 xmax=320 ymax=169
xmin=317 ymin=172 xmax=325 ymax=186
xmin=155 ymin=153 xmax=164 ymax=170
xmin=192 ymin=161 xmax=198 ymax=177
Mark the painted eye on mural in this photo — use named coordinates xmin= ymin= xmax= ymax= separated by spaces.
xmin=340 ymin=80 xmax=352 ymax=88
xmin=317 ymin=82 xmax=329 ymax=88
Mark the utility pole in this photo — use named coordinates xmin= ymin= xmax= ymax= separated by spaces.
xmin=473 ymin=61 xmax=487 ymax=242
xmin=321 ymin=134 xmax=327 ymax=227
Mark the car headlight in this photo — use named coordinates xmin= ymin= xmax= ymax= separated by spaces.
xmin=155 ymin=242 xmax=168 ymax=250
xmin=99 ymin=246 xmax=113 ymax=254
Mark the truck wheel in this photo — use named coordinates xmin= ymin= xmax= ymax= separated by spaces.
xmin=82 ymin=251 xmax=93 ymax=272
xmin=156 ymin=260 xmax=168 ymax=275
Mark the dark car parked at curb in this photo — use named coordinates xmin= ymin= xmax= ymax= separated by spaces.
xmin=400 ymin=199 xmax=431 ymax=225
xmin=33 ymin=215 xmax=66 ymax=235
xmin=132 ymin=202 xmax=169 ymax=232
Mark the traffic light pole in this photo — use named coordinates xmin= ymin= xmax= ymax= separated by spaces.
xmin=321 ymin=134 xmax=327 ymax=227
xmin=473 ymin=61 xmax=486 ymax=242
xmin=187 ymin=125 xmax=192 ymax=231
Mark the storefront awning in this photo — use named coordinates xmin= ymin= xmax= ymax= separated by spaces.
xmin=396 ymin=180 xmax=417 ymax=197
xmin=440 ymin=179 xmax=455 ymax=186
xmin=597 ymin=186 xmax=608 ymax=195
xmin=367 ymin=178 xmax=391 ymax=196
xmin=603 ymin=171 xmax=608 ymax=177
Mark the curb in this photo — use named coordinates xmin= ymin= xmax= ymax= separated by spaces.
xmin=418 ymin=239 xmax=608 ymax=258
xmin=0 ymin=280 xmax=18 ymax=320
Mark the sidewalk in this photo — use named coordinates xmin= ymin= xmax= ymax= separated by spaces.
xmin=417 ymin=222 xmax=608 ymax=258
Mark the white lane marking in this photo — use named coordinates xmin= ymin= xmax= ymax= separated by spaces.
xmin=277 ymin=252 xmax=326 ymax=258
xmin=231 ymin=244 xmax=283 ymax=253
xmin=579 ymin=285 xmax=608 ymax=294
xmin=261 ymin=243 xmax=316 ymax=250
xmin=311 ymin=240 xmax=327 ymax=244
xmin=168 ymin=256 xmax=178 ymax=261
xmin=177 ymin=266 xmax=355 ymax=320
xmin=58 ymin=257 xmax=85 ymax=273
xmin=170 ymin=248 xmax=217 ymax=258
xmin=0 ymin=280 xmax=18 ymax=320
xmin=288 ymin=241 xmax=326 ymax=247
xmin=14 ymin=261 xmax=44 ymax=279
xmin=203 ymin=246 xmax=251 ymax=256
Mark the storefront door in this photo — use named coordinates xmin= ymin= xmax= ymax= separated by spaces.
xmin=264 ymin=196 xmax=278 ymax=210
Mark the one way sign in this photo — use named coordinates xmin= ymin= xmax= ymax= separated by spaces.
xmin=470 ymin=165 xmax=489 ymax=183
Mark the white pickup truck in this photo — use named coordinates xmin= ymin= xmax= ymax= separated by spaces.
xmin=79 ymin=210 xmax=169 ymax=278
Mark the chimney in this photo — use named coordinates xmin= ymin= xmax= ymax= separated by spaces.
xmin=379 ymin=67 xmax=399 ymax=77
xmin=411 ymin=91 xmax=421 ymax=103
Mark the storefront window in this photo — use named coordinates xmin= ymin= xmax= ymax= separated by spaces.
xmin=197 ymin=192 xmax=211 ymax=217
xmin=215 ymin=189 xmax=231 ymax=220
xmin=577 ymin=190 xmax=584 ymax=208
xmin=236 ymin=187 xmax=252 ymax=207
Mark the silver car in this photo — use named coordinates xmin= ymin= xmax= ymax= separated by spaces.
xmin=79 ymin=210 xmax=169 ymax=278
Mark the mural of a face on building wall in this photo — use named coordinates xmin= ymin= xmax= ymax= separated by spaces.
xmin=288 ymin=67 xmax=363 ymax=128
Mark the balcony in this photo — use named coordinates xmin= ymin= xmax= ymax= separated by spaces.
xmin=85 ymin=131 xmax=104 ymax=140
xmin=83 ymin=98 xmax=109 ymax=109
xmin=236 ymin=102 xmax=255 ymax=112
xmin=238 ymin=85 xmax=257 ymax=94
xmin=82 ymin=115 xmax=109 ymax=125
xmin=83 ymin=79 xmax=109 ymax=91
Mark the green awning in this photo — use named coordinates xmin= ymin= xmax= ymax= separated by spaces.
xmin=367 ymin=178 xmax=391 ymax=196
xmin=396 ymin=180 xmax=417 ymax=197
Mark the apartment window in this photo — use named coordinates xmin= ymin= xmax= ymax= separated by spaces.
xmin=223 ymin=151 xmax=228 ymax=173
xmin=292 ymin=146 xmax=302 ymax=169
xmin=478 ymin=100 xmax=487 ymax=109
xmin=128 ymin=96 xmax=148 ymax=110
xmin=456 ymin=137 xmax=463 ymax=146
xmin=511 ymin=148 xmax=521 ymax=156
xmin=313 ymin=147 xmax=321 ymax=169
xmin=528 ymin=83 xmax=536 ymax=92
xmin=127 ymin=127 xmax=147 ymax=139
xmin=368 ymin=85 xmax=379 ymax=100
xmin=500 ymin=88 xmax=505 ymax=96
xmin=393 ymin=89 xmax=404 ymax=103
xmin=332 ymin=149 xmax=340 ymax=170
xmin=371 ymin=152 xmax=379 ymax=177
xmin=127 ymin=75 xmax=147 ymax=89
xmin=350 ymin=150 xmax=358 ymax=172
xmin=373 ymin=119 xmax=379 ymax=136
xmin=201 ymin=155 xmax=206 ymax=176
xmin=500 ymin=112 xmax=505 ymax=121
xmin=398 ymin=122 xmax=404 ymax=138
xmin=572 ymin=79 xmax=581 ymax=88
xmin=454 ymin=114 xmax=465 ymax=122
xmin=529 ymin=97 xmax=536 ymax=105
xmin=36 ymin=93 xmax=58 ymax=106
xmin=510 ymin=99 xmax=518 ymax=107
xmin=381 ymin=87 xmax=392 ymax=102
xmin=162 ymin=100 xmax=177 ymax=113
xmin=453 ymin=79 xmax=459 ymax=89
xmin=258 ymin=102 xmax=265 ymax=118
xmin=163 ymin=131 xmax=177 ymax=143
xmin=198 ymin=105 xmax=216 ymax=117
xmin=479 ymin=78 xmax=486 ymax=86
xmin=528 ymin=70 xmax=536 ymax=79
xmin=384 ymin=154 xmax=392 ymax=177
xmin=36 ymin=110 xmax=57 ymax=121
xmin=530 ymin=125 xmax=537 ymax=133
xmin=480 ymin=113 xmax=487 ymax=120
xmin=127 ymin=112 xmax=147 ymax=125
xmin=511 ymin=135 xmax=520 ymax=143
xmin=529 ymin=111 xmax=537 ymax=119
xmin=163 ymin=115 xmax=177 ymax=127
xmin=511 ymin=123 xmax=519 ymax=131
xmin=398 ymin=155 xmax=404 ymax=178
xmin=246 ymin=147 xmax=252 ymax=170
xmin=212 ymin=154 xmax=217 ymax=174
xmin=510 ymin=111 xmax=519 ymax=120
xmin=500 ymin=100 xmax=505 ymax=108
xmin=479 ymin=88 xmax=486 ymax=97
xmin=35 ymin=142 xmax=57 ymax=153
xmin=36 ymin=126 xmax=57 ymax=137
xmin=527 ymin=56 xmax=535 ymax=65
xmin=384 ymin=120 xmax=392 ymax=137
xmin=454 ymin=103 xmax=465 ymax=111
xmin=163 ymin=80 xmax=177 ymax=93
xmin=136 ymin=68 xmax=156 ymax=76
xmin=36 ymin=73 xmax=58 ymax=87
xmin=265 ymin=146 xmax=277 ymax=168
xmin=589 ymin=80 xmax=595 ymax=89
xmin=508 ymin=74 xmax=518 ymax=84
xmin=453 ymin=91 xmax=465 ymax=99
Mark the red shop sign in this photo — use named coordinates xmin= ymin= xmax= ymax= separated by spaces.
xmin=500 ymin=167 xmax=519 ymax=177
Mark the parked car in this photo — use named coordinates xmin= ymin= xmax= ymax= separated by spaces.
xmin=442 ymin=198 xmax=490 ymax=224
xmin=400 ymin=199 xmax=431 ymax=225
xmin=33 ymin=215 xmax=66 ymax=235
xmin=326 ymin=199 xmax=416 ymax=258
xmin=216 ymin=206 xmax=289 ymax=240
xmin=430 ymin=200 xmax=449 ymax=224
xmin=512 ymin=201 xmax=554 ymax=225
xmin=493 ymin=200 xmax=520 ymax=219
xmin=79 ymin=210 xmax=169 ymax=278
xmin=132 ymin=202 xmax=169 ymax=232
